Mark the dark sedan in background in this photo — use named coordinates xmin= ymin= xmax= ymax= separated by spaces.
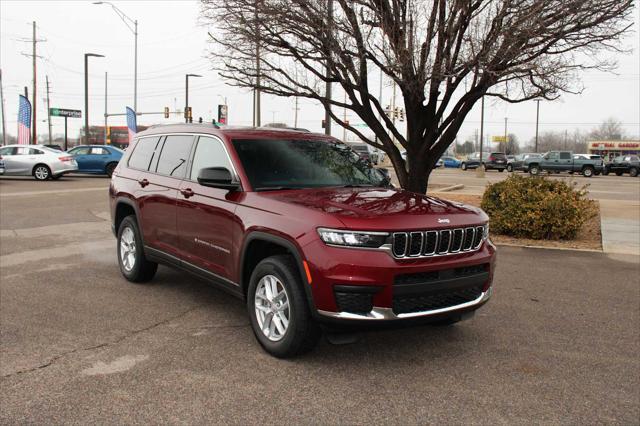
xmin=461 ymin=152 xmax=508 ymax=171
xmin=604 ymin=155 xmax=639 ymax=177
xmin=67 ymin=145 xmax=124 ymax=177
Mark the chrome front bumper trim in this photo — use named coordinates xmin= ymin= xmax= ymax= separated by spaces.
xmin=317 ymin=287 xmax=492 ymax=321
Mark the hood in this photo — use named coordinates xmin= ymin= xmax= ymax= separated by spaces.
xmin=258 ymin=187 xmax=487 ymax=231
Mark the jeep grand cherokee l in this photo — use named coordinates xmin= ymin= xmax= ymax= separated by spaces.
xmin=109 ymin=124 xmax=496 ymax=357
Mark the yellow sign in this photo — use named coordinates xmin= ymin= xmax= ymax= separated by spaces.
xmin=492 ymin=136 xmax=507 ymax=143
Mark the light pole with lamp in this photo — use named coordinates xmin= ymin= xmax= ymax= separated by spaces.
xmin=93 ymin=1 xmax=138 ymax=112
xmin=185 ymin=74 xmax=202 ymax=123
xmin=84 ymin=53 xmax=104 ymax=144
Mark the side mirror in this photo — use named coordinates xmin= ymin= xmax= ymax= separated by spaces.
xmin=197 ymin=167 xmax=240 ymax=190
xmin=376 ymin=167 xmax=392 ymax=187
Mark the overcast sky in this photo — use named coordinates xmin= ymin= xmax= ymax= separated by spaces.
xmin=1 ymin=1 xmax=639 ymax=146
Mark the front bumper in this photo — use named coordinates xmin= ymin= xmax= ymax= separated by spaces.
xmin=318 ymin=287 xmax=491 ymax=321
xmin=304 ymin=238 xmax=496 ymax=322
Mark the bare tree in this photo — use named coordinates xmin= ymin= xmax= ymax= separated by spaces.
xmin=201 ymin=0 xmax=634 ymax=194
xmin=589 ymin=117 xmax=626 ymax=140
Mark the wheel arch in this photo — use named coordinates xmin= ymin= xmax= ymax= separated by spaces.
xmin=239 ymin=231 xmax=316 ymax=313
xmin=113 ymin=197 xmax=143 ymax=242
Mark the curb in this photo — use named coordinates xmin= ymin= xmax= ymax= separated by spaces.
xmin=494 ymin=242 xmax=602 ymax=253
xmin=437 ymin=184 xmax=465 ymax=192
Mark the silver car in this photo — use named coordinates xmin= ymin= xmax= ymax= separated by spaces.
xmin=0 ymin=144 xmax=78 ymax=180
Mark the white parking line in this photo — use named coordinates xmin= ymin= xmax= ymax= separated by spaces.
xmin=0 ymin=187 xmax=107 ymax=198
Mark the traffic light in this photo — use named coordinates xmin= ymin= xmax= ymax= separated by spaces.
xmin=164 ymin=107 xmax=169 ymax=118
xmin=186 ymin=107 xmax=193 ymax=123
xmin=198 ymin=117 xmax=203 ymax=124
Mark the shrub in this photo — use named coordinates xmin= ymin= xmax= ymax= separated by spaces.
xmin=480 ymin=175 xmax=597 ymax=240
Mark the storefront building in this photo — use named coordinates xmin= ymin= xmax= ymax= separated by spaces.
xmin=588 ymin=140 xmax=640 ymax=160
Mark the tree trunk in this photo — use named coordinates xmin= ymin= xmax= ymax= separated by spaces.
xmin=406 ymin=154 xmax=429 ymax=194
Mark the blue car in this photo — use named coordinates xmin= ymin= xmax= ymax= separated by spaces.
xmin=441 ymin=156 xmax=461 ymax=168
xmin=67 ymin=145 xmax=124 ymax=177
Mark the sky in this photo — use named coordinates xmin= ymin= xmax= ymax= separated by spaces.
xmin=1 ymin=0 xmax=639 ymax=146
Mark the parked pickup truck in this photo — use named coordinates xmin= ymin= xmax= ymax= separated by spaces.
xmin=525 ymin=151 xmax=604 ymax=177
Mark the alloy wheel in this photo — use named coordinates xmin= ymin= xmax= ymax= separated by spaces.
xmin=254 ymin=274 xmax=290 ymax=342
xmin=34 ymin=166 xmax=49 ymax=180
xmin=120 ymin=226 xmax=136 ymax=272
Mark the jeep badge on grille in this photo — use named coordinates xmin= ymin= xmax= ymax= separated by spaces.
xmin=438 ymin=218 xmax=450 ymax=224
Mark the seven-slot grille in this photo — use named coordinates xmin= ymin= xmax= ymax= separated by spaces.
xmin=392 ymin=226 xmax=485 ymax=258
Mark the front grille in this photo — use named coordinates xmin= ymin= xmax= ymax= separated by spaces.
xmin=392 ymin=225 xmax=486 ymax=258
xmin=393 ymin=286 xmax=483 ymax=314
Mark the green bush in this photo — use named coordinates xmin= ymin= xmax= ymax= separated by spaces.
xmin=480 ymin=175 xmax=597 ymax=240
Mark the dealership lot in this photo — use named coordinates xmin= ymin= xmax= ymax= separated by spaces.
xmin=1 ymin=175 xmax=638 ymax=424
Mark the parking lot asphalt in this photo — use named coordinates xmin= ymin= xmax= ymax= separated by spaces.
xmin=1 ymin=176 xmax=639 ymax=424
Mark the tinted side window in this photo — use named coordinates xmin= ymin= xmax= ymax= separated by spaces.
xmin=548 ymin=152 xmax=559 ymax=160
xmin=0 ymin=147 xmax=16 ymax=155
xmin=70 ymin=147 xmax=91 ymax=155
xmin=190 ymin=136 xmax=233 ymax=181
xmin=128 ymin=137 xmax=161 ymax=171
xmin=29 ymin=149 xmax=44 ymax=155
xmin=560 ymin=152 xmax=571 ymax=160
xmin=155 ymin=135 xmax=194 ymax=178
xmin=90 ymin=147 xmax=108 ymax=155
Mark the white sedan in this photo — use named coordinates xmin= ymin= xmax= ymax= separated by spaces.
xmin=0 ymin=144 xmax=78 ymax=180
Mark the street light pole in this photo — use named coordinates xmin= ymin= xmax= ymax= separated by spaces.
xmin=503 ymin=117 xmax=508 ymax=152
xmin=535 ymin=99 xmax=540 ymax=153
xmin=476 ymin=96 xmax=485 ymax=178
xmin=84 ymin=53 xmax=104 ymax=144
xmin=185 ymin=74 xmax=202 ymax=123
xmin=93 ymin=2 xmax=137 ymax=111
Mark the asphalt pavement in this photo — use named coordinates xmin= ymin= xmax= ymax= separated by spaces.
xmin=1 ymin=176 xmax=638 ymax=424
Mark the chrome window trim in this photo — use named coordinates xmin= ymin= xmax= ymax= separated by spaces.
xmin=318 ymin=287 xmax=492 ymax=321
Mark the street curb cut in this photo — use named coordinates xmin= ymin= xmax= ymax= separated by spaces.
xmin=437 ymin=184 xmax=465 ymax=192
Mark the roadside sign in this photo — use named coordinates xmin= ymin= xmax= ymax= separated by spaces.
xmin=492 ymin=135 xmax=507 ymax=143
xmin=218 ymin=104 xmax=228 ymax=124
xmin=50 ymin=108 xmax=81 ymax=118
xmin=351 ymin=123 xmax=369 ymax=128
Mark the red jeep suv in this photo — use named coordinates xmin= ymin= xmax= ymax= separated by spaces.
xmin=110 ymin=124 xmax=496 ymax=357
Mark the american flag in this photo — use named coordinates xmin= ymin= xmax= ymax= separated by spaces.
xmin=126 ymin=107 xmax=137 ymax=143
xmin=17 ymin=95 xmax=32 ymax=145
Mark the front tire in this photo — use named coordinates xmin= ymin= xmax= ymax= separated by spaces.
xmin=117 ymin=215 xmax=157 ymax=283
xmin=461 ymin=162 xmax=467 ymax=171
xmin=529 ymin=165 xmax=540 ymax=176
xmin=106 ymin=162 xmax=117 ymax=177
xmin=630 ymin=167 xmax=638 ymax=177
xmin=507 ymin=164 xmax=513 ymax=172
xmin=33 ymin=164 xmax=51 ymax=181
xmin=247 ymin=255 xmax=321 ymax=358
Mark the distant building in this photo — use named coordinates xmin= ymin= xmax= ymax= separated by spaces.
xmin=588 ymin=140 xmax=640 ymax=160
xmin=86 ymin=125 xmax=149 ymax=148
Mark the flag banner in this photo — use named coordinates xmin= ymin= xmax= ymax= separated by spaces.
xmin=18 ymin=95 xmax=32 ymax=145
xmin=126 ymin=107 xmax=137 ymax=143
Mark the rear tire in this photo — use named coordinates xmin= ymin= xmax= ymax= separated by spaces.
xmin=529 ymin=165 xmax=540 ymax=176
xmin=33 ymin=164 xmax=51 ymax=181
xmin=615 ymin=170 xmax=623 ymax=176
xmin=461 ymin=162 xmax=467 ymax=171
xmin=630 ymin=167 xmax=638 ymax=177
xmin=117 ymin=215 xmax=157 ymax=283
xmin=507 ymin=164 xmax=513 ymax=172
xmin=247 ymin=255 xmax=321 ymax=358
xmin=582 ymin=166 xmax=594 ymax=177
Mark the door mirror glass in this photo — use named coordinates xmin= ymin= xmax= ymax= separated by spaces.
xmin=197 ymin=167 xmax=240 ymax=190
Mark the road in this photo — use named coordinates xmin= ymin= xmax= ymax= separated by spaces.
xmin=1 ymin=176 xmax=638 ymax=424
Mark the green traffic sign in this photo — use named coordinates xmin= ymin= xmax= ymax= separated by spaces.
xmin=50 ymin=108 xmax=81 ymax=118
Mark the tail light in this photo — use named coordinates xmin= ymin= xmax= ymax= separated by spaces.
xmin=59 ymin=156 xmax=73 ymax=162
xmin=488 ymin=155 xmax=495 ymax=161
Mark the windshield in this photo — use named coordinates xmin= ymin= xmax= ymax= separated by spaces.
xmin=232 ymin=138 xmax=384 ymax=191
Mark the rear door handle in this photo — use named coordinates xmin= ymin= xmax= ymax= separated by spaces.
xmin=138 ymin=178 xmax=149 ymax=188
xmin=180 ymin=188 xmax=194 ymax=198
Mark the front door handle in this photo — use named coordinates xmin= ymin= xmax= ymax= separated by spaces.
xmin=180 ymin=188 xmax=194 ymax=198
xmin=138 ymin=178 xmax=149 ymax=188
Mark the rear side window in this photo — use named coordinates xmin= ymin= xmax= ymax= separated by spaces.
xmin=128 ymin=137 xmax=161 ymax=171
xmin=190 ymin=136 xmax=233 ymax=181
xmin=560 ymin=152 xmax=571 ymax=160
xmin=491 ymin=153 xmax=506 ymax=159
xmin=90 ymin=147 xmax=108 ymax=155
xmin=155 ymin=135 xmax=194 ymax=178
xmin=69 ymin=147 xmax=91 ymax=155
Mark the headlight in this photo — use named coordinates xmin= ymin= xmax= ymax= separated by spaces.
xmin=317 ymin=228 xmax=389 ymax=248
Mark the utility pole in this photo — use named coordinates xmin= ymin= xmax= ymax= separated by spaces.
xmin=185 ymin=73 xmax=202 ymax=123
xmin=85 ymin=53 xmax=105 ymax=144
xmin=0 ymin=69 xmax=6 ymax=145
xmin=45 ymin=75 xmax=52 ymax=144
xmin=476 ymin=96 xmax=485 ymax=177
xmin=32 ymin=21 xmax=36 ymax=143
xmin=104 ymin=71 xmax=108 ymax=144
xmin=254 ymin=3 xmax=261 ymax=127
xmin=293 ymin=96 xmax=299 ymax=128
xmin=324 ymin=0 xmax=333 ymax=136
xmin=535 ymin=99 xmax=540 ymax=153
xmin=391 ymin=82 xmax=397 ymax=145
xmin=503 ymin=117 xmax=508 ymax=152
